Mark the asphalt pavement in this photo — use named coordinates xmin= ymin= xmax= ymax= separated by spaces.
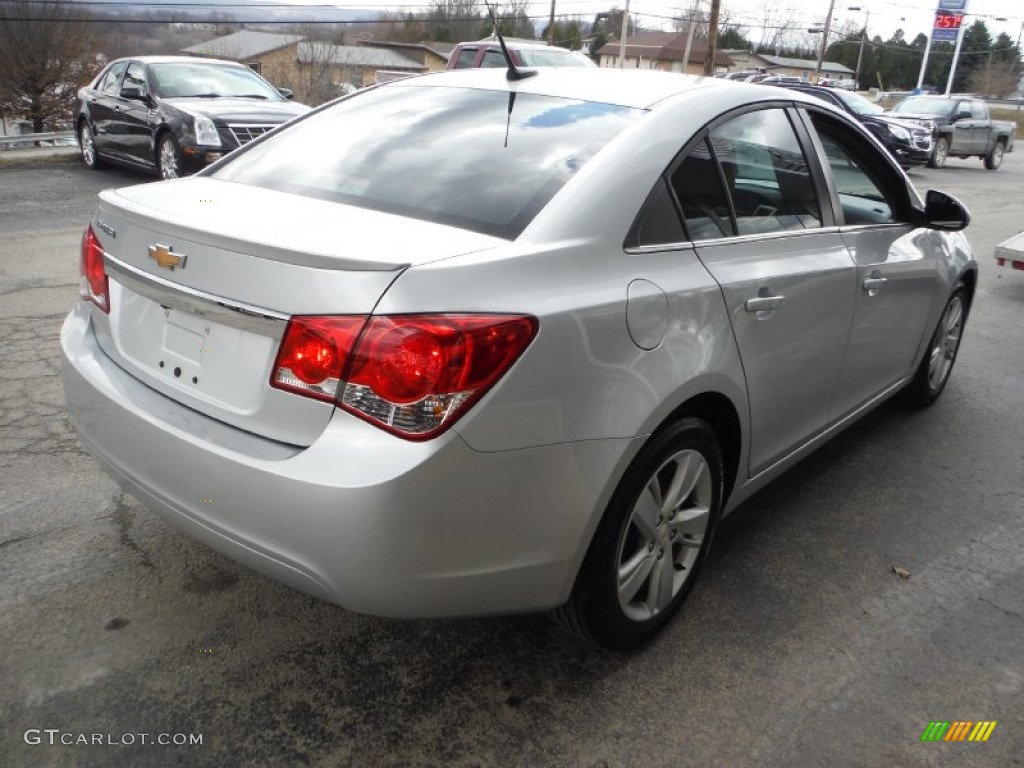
xmin=0 ymin=152 xmax=1022 ymax=767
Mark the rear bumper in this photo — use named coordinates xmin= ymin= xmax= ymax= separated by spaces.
xmin=61 ymin=303 xmax=635 ymax=618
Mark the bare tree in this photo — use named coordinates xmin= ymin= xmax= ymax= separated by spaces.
xmin=755 ymin=2 xmax=799 ymax=54
xmin=424 ymin=0 xmax=482 ymax=43
xmin=0 ymin=0 xmax=96 ymax=132
xmin=285 ymin=24 xmax=349 ymax=106
xmin=365 ymin=12 xmax=428 ymax=44
xmin=969 ymin=59 xmax=1021 ymax=99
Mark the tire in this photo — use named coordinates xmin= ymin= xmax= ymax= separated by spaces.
xmin=157 ymin=133 xmax=183 ymax=180
xmin=984 ymin=140 xmax=1005 ymax=170
xmin=552 ymin=417 xmax=724 ymax=650
xmin=78 ymin=121 xmax=103 ymax=170
xmin=902 ymin=284 xmax=968 ymax=407
xmin=928 ymin=136 xmax=949 ymax=169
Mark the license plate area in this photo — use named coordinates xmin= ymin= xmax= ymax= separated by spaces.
xmin=113 ymin=285 xmax=278 ymax=414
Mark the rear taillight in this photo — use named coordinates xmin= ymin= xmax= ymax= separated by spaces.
xmin=80 ymin=225 xmax=109 ymax=314
xmin=271 ymin=314 xmax=538 ymax=440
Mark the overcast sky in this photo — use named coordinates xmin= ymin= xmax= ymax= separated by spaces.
xmin=277 ymin=0 xmax=1023 ymax=46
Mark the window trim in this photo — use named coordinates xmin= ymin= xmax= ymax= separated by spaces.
xmin=795 ymin=105 xmax=914 ymax=229
xmin=665 ymin=102 xmax=834 ymax=245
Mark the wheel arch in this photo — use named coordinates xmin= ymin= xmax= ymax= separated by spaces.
xmin=659 ymin=391 xmax=742 ymax=504
xmin=958 ymin=266 xmax=977 ymax=311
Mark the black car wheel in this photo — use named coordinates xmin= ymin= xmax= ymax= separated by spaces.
xmin=928 ymin=136 xmax=949 ymax=169
xmin=157 ymin=134 xmax=183 ymax=180
xmin=553 ymin=417 xmax=724 ymax=650
xmin=79 ymin=122 xmax=103 ymax=170
xmin=984 ymin=140 xmax=1005 ymax=170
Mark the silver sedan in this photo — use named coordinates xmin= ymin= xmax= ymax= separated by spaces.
xmin=61 ymin=68 xmax=975 ymax=650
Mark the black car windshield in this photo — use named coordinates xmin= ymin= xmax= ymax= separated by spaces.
xmin=212 ymin=85 xmax=642 ymax=239
xmin=150 ymin=62 xmax=282 ymax=100
xmin=834 ymin=90 xmax=885 ymax=116
xmin=890 ymin=97 xmax=953 ymax=116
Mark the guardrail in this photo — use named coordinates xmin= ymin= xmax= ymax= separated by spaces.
xmin=0 ymin=131 xmax=76 ymax=150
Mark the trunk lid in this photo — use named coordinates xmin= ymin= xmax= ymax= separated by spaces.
xmin=90 ymin=178 xmax=503 ymax=446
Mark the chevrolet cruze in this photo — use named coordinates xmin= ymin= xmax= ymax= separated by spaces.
xmin=61 ymin=68 xmax=975 ymax=649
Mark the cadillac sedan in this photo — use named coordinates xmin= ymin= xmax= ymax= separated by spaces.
xmin=61 ymin=68 xmax=975 ymax=650
xmin=73 ymin=56 xmax=309 ymax=179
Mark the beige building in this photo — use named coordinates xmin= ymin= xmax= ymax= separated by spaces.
xmin=181 ymin=31 xmax=428 ymax=105
xmin=721 ymin=51 xmax=855 ymax=82
xmin=181 ymin=30 xmax=304 ymax=78
xmin=354 ymin=41 xmax=454 ymax=73
xmin=596 ymin=32 xmax=733 ymax=74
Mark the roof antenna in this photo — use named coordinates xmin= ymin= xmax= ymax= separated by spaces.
xmin=483 ymin=0 xmax=537 ymax=81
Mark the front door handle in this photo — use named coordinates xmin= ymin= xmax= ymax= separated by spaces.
xmin=863 ymin=271 xmax=887 ymax=296
xmin=745 ymin=290 xmax=782 ymax=323
xmin=745 ymin=294 xmax=785 ymax=313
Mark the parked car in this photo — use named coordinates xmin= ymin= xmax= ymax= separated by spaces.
xmin=758 ymin=75 xmax=804 ymax=85
xmin=446 ymin=38 xmax=596 ymax=69
xmin=62 ymin=69 xmax=975 ymax=650
xmin=776 ymin=83 xmax=934 ymax=167
xmin=888 ymin=95 xmax=1015 ymax=169
xmin=73 ymin=56 xmax=310 ymax=179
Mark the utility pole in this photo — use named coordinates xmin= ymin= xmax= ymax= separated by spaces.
xmin=813 ymin=0 xmax=837 ymax=83
xmin=547 ymin=0 xmax=556 ymax=45
xmin=617 ymin=0 xmax=631 ymax=68
xmin=702 ymin=0 xmax=721 ymax=75
xmin=851 ymin=8 xmax=870 ymax=88
xmin=681 ymin=0 xmax=700 ymax=76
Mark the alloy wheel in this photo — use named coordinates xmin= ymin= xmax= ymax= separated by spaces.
xmin=927 ymin=294 xmax=963 ymax=392
xmin=615 ymin=448 xmax=712 ymax=622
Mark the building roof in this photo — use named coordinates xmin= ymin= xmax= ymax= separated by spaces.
xmin=356 ymin=40 xmax=454 ymax=62
xmin=181 ymin=31 xmax=305 ymax=60
xmin=753 ymin=53 xmax=854 ymax=75
xmin=596 ymin=32 xmax=733 ymax=67
xmin=297 ymin=42 xmax=426 ymax=70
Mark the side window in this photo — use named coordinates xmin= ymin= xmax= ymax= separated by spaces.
xmin=122 ymin=63 xmax=147 ymax=95
xmin=481 ymin=50 xmax=505 ymax=68
xmin=453 ymin=48 xmax=477 ymax=69
xmin=99 ymin=62 xmax=127 ymax=95
xmin=969 ymin=101 xmax=986 ymax=119
xmin=709 ymin=109 xmax=822 ymax=236
xmin=626 ymin=178 xmax=686 ymax=247
xmin=671 ymin=137 xmax=735 ymax=240
xmin=809 ymin=113 xmax=903 ymax=225
xmin=954 ymin=100 xmax=971 ymax=119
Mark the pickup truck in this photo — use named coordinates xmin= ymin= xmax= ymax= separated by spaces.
xmin=887 ymin=95 xmax=1015 ymax=170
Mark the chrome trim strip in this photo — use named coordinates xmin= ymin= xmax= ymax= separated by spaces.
xmin=105 ymin=254 xmax=289 ymax=340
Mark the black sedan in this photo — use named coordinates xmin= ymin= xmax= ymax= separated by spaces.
xmin=774 ymin=84 xmax=935 ymax=168
xmin=73 ymin=56 xmax=310 ymax=179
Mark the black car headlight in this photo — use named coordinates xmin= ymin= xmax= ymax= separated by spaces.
xmin=193 ymin=115 xmax=221 ymax=147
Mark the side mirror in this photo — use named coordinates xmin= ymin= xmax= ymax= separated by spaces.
xmin=278 ymin=87 xmax=294 ymax=100
xmin=921 ymin=189 xmax=970 ymax=231
xmin=120 ymin=86 xmax=147 ymax=102
xmin=954 ymin=110 xmax=971 ymax=121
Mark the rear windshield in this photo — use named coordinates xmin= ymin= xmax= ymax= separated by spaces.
xmin=518 ymin=49 xmax=597 ymax=67
xmin=211 ymin=85 xmax=640 ymax=238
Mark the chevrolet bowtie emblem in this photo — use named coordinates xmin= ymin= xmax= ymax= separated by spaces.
xmin=148 ymin=244 xmax=186 ymax=271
